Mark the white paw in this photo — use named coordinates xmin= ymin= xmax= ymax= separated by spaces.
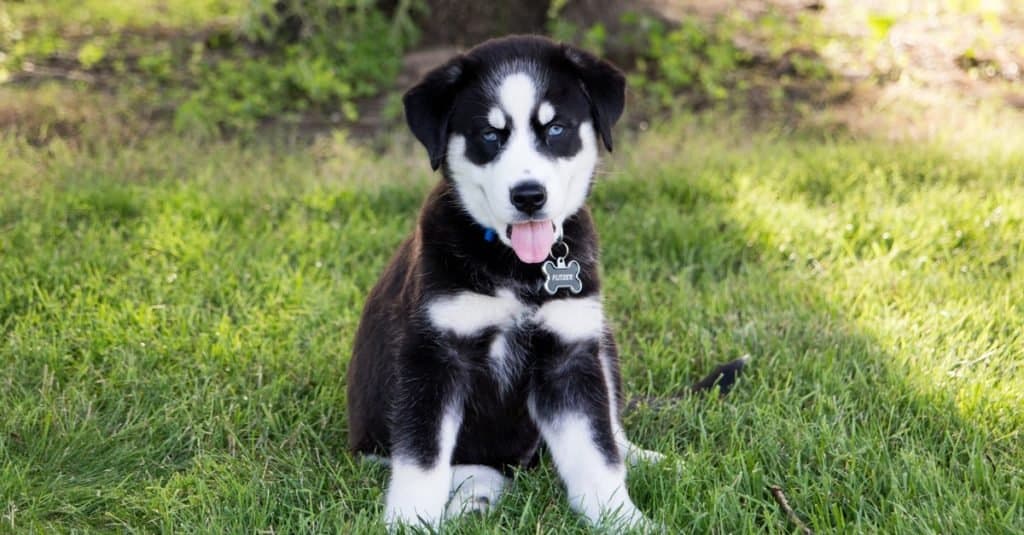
xmin=616 ymin=434 xmax=669 ymax=467
xmin=619 ymin=439 xmax=686 ymax=475
xmin=626 ymin=445 xmax=666 ymax=465
xmin=597 ymin=500 xmax=658 ymax=533
xmin=384 ymin=494 xmax=445 ymax=531
xmin=384 ymin=490 xmax=446 ymax=531
xmin=384 ymin=461 xmax=450 ymax=531
xmin=445 ymin=465 xmax=508 ymax=518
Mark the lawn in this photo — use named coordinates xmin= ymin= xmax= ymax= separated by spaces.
xmin=1 ymin=114 xmax=1022 ymax=533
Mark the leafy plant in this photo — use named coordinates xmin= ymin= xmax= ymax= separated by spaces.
xmin=622 ymin=12 xmax=751 ymax=110
xmin=1 ymin=0 xmax=420 ymax=136
xmin=176 ymin=0 xmax=421 ymax=134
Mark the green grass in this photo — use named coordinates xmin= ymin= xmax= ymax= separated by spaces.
xmin=2 ymin=0 xmax=243 ymax=32
xmin=1 ymin=119 xmax=1022 ymax=533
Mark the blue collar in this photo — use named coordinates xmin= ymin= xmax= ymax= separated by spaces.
xmin=482 ymin=227 xmax=497 ymax=242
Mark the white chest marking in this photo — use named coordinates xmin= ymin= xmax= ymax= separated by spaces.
xmin=488 ymin=334 xmax=519 ymax=394
xmin=427 ymin=289 xmax=526 ymax=336
xmin=534 ymin=296 xmax=604 ymax=342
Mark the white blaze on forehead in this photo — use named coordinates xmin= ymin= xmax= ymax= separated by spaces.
xmin=498 ymin=73 xmax=538 ymax=129
xmin=487 ymin=107 xmax=506 ymax=129
xmin=537 ymin=101 xmax=555 ymax=125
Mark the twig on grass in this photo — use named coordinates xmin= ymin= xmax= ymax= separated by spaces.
xmin=768 ymin=485 xmax=813 ymax=535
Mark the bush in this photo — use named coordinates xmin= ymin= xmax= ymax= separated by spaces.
xmin=622 ymin=12 xmax=751 ymax=110
xmin=176 ymin=0 xmax=421 ymax=134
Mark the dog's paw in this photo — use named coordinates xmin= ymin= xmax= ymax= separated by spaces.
xmin=384 ymin=503 xmax=444 ymax=532
xmin=384 ymin=481 xmax=447 ymax=532
xmin=621 ymin=440 xmax=687 ymax=475
xmin=625 ymin=444 xmax=666 ymax=465
xmin=444 ymin=464 xmax=508 ymax=519
xmin=384 ymin=503 xmax=444 ymax=533
xmin=595 ymin=503 xmax=664 ymax=534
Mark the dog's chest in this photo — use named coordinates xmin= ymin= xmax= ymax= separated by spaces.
xmin=426 ymin=288 xmax=605 ymax=388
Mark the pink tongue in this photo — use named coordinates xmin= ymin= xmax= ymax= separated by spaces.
xmin=509 ymin=220 xmax=555 ymax=264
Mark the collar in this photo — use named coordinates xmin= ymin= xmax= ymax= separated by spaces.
xmin=482 ymin=226 xmax=497 ymax=242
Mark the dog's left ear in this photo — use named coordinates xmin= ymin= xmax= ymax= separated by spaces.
xmin=403 ymin=56 xmax=466 ymax=171
xmin=563 ymin=45 xmax=626 ymax=152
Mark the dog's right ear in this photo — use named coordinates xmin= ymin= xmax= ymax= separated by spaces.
xmin=561 ymin=45 xmax=626 ymax=152
xmin=403 ymin=57 xmax=466 ymax=171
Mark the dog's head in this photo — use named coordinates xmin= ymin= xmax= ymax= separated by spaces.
xmin=404 ymin=36 xmax=626 ymax=263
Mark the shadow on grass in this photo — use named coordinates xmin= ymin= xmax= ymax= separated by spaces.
xmin=591 ymin=149 xmax=1021 ymax=533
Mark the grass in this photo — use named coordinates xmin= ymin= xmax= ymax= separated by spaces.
xmin=1 ymin=116 xmax=1022 ymax=533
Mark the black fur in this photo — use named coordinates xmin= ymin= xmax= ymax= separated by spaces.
xmin=403 ymin=36 xmax=626 ymax=170
xmin=347 ymin=37 xmax=741 ymax=508
xmin=347 ymin=181 xmax=608 ymax=469
xmin=350 ymin=36 xmax=625 ymax=474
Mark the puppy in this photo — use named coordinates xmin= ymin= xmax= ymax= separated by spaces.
xmin=347 ymin=35 xmax=659 ymax=530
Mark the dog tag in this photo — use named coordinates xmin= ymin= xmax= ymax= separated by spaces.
xmin=542 ymin=257 xmax=582 ymax=295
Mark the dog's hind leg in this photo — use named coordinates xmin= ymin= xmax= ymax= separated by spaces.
xmin=615 ymin=432 xmax=666 ymax=467
xmin=444 ymin=464 xmax=508 ymax=518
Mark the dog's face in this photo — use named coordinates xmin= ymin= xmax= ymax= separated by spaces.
xmin=404 ymin=37 xmax=626 ymax=263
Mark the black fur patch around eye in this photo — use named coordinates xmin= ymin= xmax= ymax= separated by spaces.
xmin=465 ymin=126 xmax=510 ymax=165
xmin=533 ymin=121 xmax=583 ymax=159
xmin=449 ymin=88 xmax=511 ymax=166
xmin=531 ymin=77 xmax=590 ymax=159
xmin=445 ymin=64 xmax=595 ymax=167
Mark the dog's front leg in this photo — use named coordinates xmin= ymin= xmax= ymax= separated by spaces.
xmin=530 ymin=298 xmax=649 ymax=529
xmin=384 ymin=343 xmax=464 ymax=530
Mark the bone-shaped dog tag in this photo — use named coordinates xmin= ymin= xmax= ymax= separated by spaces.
xmin=542 ymin=258 xmax=582 ymax=295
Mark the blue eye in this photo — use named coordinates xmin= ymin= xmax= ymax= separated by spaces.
xmin=482 ymin=130 xmax=499 ymax=143
xmin=547 ymin=124 xmax=565 ymax=137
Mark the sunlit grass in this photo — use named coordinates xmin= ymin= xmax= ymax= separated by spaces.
xmin=3 ymin=0 xmax=244 ymax=32
xmin=1 ymin=117 xmax=1022 ymax=532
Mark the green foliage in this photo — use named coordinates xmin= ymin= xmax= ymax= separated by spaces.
xmin=623 ymin=12 xmax=751 ymax=110
xmin=866 ymin=13 xmax=896 ymax=41
xmin=76 ymin=39 xmax=107 ymax=69
xmin=1 ymin=0 xmax=419 ymax=135
xmin=177 ymin=0 xmax=419 ymax=134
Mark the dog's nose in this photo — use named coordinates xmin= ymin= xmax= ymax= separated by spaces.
xmin=510 ymin=181 xmax=546 ymax=214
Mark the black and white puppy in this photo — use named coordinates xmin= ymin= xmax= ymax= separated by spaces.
xmin=347 ymin=35 xmax=661 ymax=530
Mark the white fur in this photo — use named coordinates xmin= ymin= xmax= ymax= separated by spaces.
xmin=534 ymin=296 xmax=604 ymax=342
xmin=595 ymin=339 xmax=665 ymax=469
xmin=488 ymin=333 xmax=519 ymax=394
xmin=617 ymin=434 xmax=666 ymax=466
xmin=533 ymin=412 xmax=648 ymax=528
xmin=385 ymin=408 xmax=462 ymax=529
xmin=537 ymin=101 xmax=555 ymax=124
xmin=556 ymin=121 xmax=598 ymax=240
xmin=428 ymin=289 xmax=525 ymax=336
xmin=445 ymin=464 xmax=509 ymax=518
xmin=446 ymin=71 xmax=599 ymax=248
xmin=498 ymin=73 xmax=536 ymax=130
xmin=487 ymin=107 xmax=506 ymax=129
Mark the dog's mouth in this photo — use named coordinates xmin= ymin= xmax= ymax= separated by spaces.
xmin=506 ymin=220 xmax=555 ymax=264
